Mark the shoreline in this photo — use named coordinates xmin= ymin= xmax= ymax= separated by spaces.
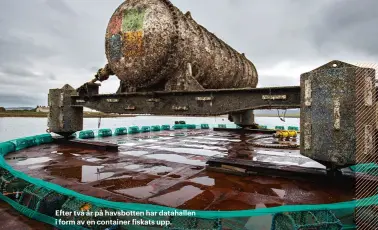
xmin=255 ymin=114 xmax=300 ymax=118
xmin=0 ymin=112 xmax=135 ymax=118
xmin=0 ymin=112 xmax=300 ymax=118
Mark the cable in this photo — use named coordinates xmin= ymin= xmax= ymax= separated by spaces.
xmin=98 ymin=117 xmax=102 ymax=129
xmin=277 ymin=109 xmax=287 ymax=122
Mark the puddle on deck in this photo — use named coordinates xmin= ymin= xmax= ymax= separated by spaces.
xmin=149 ymin=185 xmax=203 ymax=207
xmin=49 ymin=165 xmax=114 ymax=183
xmin=81 ymin=166 xmax=115 ymax=182
xmin=16 ymin=157 xmax=52 ymax=166
xmin=120 ymin=151 xmax=149 ymax=156
xmin=145 ymin=146 xmax=223 ymax=157
xmin=144 ymin=154 xmax=207 ymax=166
xmin=5 ymin=130 xmax=355 ymax=211
xmin=189 ymin=176 xmax=215 ymax=186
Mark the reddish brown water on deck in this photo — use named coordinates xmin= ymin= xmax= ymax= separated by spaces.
xmin=0 ymin=201 xmax=53 ymax=229
xmin=6 ymin=130 xmax=354 ymax=211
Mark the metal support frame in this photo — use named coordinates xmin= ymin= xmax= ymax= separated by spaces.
xmin=71 ymin=86 xmax=300 ymax=116
xmin=47 ymin=60 xmax=377 ymax=170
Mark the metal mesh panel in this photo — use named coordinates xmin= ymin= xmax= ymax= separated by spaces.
xmin=271 ymin=211 xmax=342 ymax=230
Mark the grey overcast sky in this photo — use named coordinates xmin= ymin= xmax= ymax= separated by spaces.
xmin=0 ymin=0 xmax=377 ymax=107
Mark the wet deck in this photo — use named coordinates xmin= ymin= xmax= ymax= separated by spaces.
xmin=5 ymin=130 xmax=354 ymax=211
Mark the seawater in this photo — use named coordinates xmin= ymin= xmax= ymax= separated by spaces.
xmin=0 ymin=116 xmax=299 ymax=142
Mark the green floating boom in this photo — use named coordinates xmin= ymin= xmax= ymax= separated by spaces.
xmin=259 ymin=125 xmax=268 ymax=129
xmin=350 ymin=163 xmax=378 ymax=176
xmin=186 ymin=124 xmax=196 ymax=129
xmin=288 ymin=126 xmax=299 ymax=131
xmin=140 ymin=126 xmax=151 ymax=133
xmin=35 ymin=134 xmax=53 ymax=145
xmin=173 ymin=124 xmax=186 ymax=130
xmin=79 ymin=130 xmax=95 ymax=139
xmin=114 ymin=127 xmax=127 ymax=136
xmin=161 ymin=125 xmax=171 ymax=131
xmin=98 ymin=129 xmax=112 ymax=137
xmin=275 ymin=126 xmax=285 ymax=130
xmin=128 ymin=126 xmax=140 ymax=134
xmin=0 ymin=142 xmax=15 ymax=156
xmin=200 ymin=124 xmax=209 ymax=129
xmin=12 ymin=137 xmax=37 ymax=151
xmin=11 ymin=137 xmax=37 ymax=151
xmin=218 ymin=124 xmax=227 ymax=128
xmin=151 ymin=125 xmax=161 ymax=132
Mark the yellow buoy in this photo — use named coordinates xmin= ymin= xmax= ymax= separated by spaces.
xmin=288 ymin=130 xmax=297 ymax=138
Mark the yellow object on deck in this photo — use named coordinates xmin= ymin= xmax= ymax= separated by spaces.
xmin=276 ymin=130 xmax=297 ymax=138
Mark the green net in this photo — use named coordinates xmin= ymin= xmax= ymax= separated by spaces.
xmin=168 ymin=216 xmax=222 ymax=230
xmin=19 ymin=185 xmax=51 ymax=209
xmin=271 ymin=210 xmax=342 ymax=230
xmin=0 ymin=129 xmax=377 ymax=229
xmin=60 ymin=197 xmax=109 ymax=230
xmin=0 ymin=172 xmax=30 ymax=197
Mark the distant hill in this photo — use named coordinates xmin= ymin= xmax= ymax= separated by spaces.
xmin=5 ymin=107 xmax=35 ymax=111
xmin=255 ymin=109 xmax=299 ymax=115
xmin=254 ymin=109 xmax=300 ymax=118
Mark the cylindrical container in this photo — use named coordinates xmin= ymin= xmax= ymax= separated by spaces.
xmin=105 ymin=0 xmax=258 ymax=90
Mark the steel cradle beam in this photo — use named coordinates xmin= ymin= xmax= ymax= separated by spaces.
xmin=71 ymin=86 xmax=301 ymax=116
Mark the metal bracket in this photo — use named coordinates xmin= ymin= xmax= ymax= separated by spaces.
xmin=365 ymin=125 xmax=373 ymax=155
xmin=304 ymin=79 xmax=312 ymax=107
xmin=333 ymin=97 xmax=341 ymax=130
xmin=262 ymin=95 xmax=287 ymax=100
xmin=365 ymin=76 xmax=373 ymax=106
xmin=304 ymin=122 xmax=312 ymax=150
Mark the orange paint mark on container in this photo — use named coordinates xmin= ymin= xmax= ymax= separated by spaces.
xmin=123 ymin=31 xmax=144 ymax=57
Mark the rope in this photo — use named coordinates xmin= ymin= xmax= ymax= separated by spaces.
xmin=246 ymin=135 xmax=299 ymax=149
xmin=251 ymin=142 xmax=299 ymax=149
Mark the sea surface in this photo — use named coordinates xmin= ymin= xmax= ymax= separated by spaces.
xmin=0 ymin=116 xmax=299 ymax=142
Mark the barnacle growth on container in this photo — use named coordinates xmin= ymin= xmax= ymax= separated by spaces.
xmin=93 ymin=0 xmax=258 ymax=92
